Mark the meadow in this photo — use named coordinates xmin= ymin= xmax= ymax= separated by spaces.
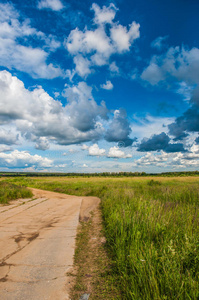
xmin=3 ymin=176 xmax=199 ymax=299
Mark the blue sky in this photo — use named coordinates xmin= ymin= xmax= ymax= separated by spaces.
xmin=0 ymin=0 xmax=199 ymax=173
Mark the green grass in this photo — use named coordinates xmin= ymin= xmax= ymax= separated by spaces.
xmin=0 ymin=181 xmax=33 ymax=204
xmin=102 ymin=182 xmax=199 ymax=299
xmin=5 ymin=176 xmax=199 ymax=299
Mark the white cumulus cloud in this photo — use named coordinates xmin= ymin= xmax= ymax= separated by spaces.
xmin=141 ymin=46 xmax=199 ymax=86
xmin=0 ymin=3 xmax=63 ymax=79
xmin=100 ymin=80 xmax=113 ymax=90
xmin=110 ymin=22 xmax=140 ymax=53
xmin=91 ymin=3 xmax=117 ymax=24
xmin=88 ymin=144 xmax=106 ymax=156
xmin=107 ymin=146 xmax=132 ymax=158
xmin=73 ymin=55 xmax=92 ymax=78
xmin=134 ymin=144 xmax=199 ymax=169
xmin=64 ymin=3 xmax=140 ymax=78
xmin=0 ymin=150 xmax=53 ymax=168
xmin=0 ymin=71 xmax=108 ymax=146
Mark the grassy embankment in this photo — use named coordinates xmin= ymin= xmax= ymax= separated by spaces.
xmin=5 ymin=176 xmax=199 ymax=299
xmin=0 ymin=181 xmax=33 ymax=204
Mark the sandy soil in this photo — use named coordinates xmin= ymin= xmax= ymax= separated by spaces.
xmin=0 ymin=188 xmax=100 ymax=300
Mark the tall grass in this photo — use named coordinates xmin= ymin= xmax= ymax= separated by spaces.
xmin=5 ymin=176 xmax=199 ymax=299
xmin=0 ymin=181 xmax=33 ymax=204
xmin=102 ymin=181 xmax=199 ymax=299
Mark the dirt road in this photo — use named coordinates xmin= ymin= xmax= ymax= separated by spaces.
xmin=0 ymin=188 xmax=100 ymax=300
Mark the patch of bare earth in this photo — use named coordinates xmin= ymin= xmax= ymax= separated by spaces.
xmin=69 ymin=205 xmax=120 ymax=300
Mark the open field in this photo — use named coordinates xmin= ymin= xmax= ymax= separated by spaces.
xmin=3 ymin=176 xmax=199 ymax=299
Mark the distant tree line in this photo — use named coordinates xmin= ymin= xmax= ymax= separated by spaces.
xmin=0 ymin=171 xmax=199 ymax=177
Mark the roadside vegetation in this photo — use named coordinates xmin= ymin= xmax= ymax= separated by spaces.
xmin=0 ymin=181 xmax=33 ymax=204
xmin=69 ymin=209 xmax=121 ymax=299
xmin=5 ymin=176 xmax=199 ymax=299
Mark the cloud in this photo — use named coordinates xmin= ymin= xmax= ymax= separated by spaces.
xmin=91 ymin=3 xmax=117 ymax=24
xmin=135 ymin=151 xmax=168 ymax=167
xmin=0 ymin=71 xmax=109 ymax=146
xmin=110 ymin=22 xmax=140 ymax=53
xmin=0 ymin=145 xmax=12 ymax=152
xmin=81 ymin=144 xmax=89 ymax=150
xmin=56 ymin=163 xmax=67 ymax=168
xmin=171 ymin=144 xmax=199 ymax=168
xmin=84 ymin=143 xmax=132 ymax=159
xmin=141 ymin=62 xmax=165 ymax=85
xmin=0 ymin=128 xmax=19 ymax=145
xmin=64 ymin=3 xmax=140 ymax=78
xmin=43 ymin=34 xmax=61 ymax=52
xmin=138 ymin=132 xmax=185 ymax=153
xmin=131 ymin=115 xmax=175 ymax=139
xmin=0 ymin=44 xmax=63 ymax=79
xmin=195 ymin=136 xmax=199 ymax=144
xmin=109 ymin=61 xmax=119 ymax=74
xmin=68 ymin=148 xmax=78 ymax=154
xmin=65 ymin=27 xmax=113 ymax=58
xmin=38 ymin=0 xmax=64 ymax=11
xmin=135 ymin=147 xmax=199 ymax=168
xmin=105 ymin=109 xmax=135 ymax=146
xmin=0 ymin=2 xmax=36 ymax=39
xmin=62 ymin=148 xmax=78 ymax=156
xmin=35 ymin=137 xmax=50 ymax=150
xmin=176 ymin=82 xmax=194 ymax=102
xmin=62 ymin=81 xmax=108 ymax=132
xmin=191 ymin=86 xmax=199 ymax=106
xmin=135 ymin=145 xmax=199 ymax=169
xmin=100 ymin=80 xmax=113 ymax=90
xmin=0 ymin=150 xmax=53 ymax=168
xmin=138 ymin=132 xmax=170 ymax=151
xmin=88 ymin=144 xmax=106 ymax=156
xmin=0 ymin=71 xmax=142 ymax=150
xmin=141 ymin=46 xmax=199 ymax=87
xmin=73 ymin=55 xmax=92 ymax=78
xmin=0 ymin=3 xmax=62 ymax=79
xmin=164 ymin=143 xmax=185 ymax=153
xmin=168 ymin=105 xmax=199 ymax=140
xmin=107 ymin=146 xmax=132 ymax=158
xmin=0 ymin=3 xmax=18 ymax=22
xmin=141 ymin=46 xmax=199 ymax=141
xmin=151 ymin=36 xmax=168 ymax=51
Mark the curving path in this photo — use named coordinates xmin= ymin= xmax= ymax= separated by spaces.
xmin=0 ymin=188 xmax=100 ymax=300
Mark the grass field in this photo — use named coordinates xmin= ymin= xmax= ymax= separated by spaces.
xmin=0 ymin=181 xmax=33 ymax=204
xmin=4 ymin=176 xmax=199 ymax=299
